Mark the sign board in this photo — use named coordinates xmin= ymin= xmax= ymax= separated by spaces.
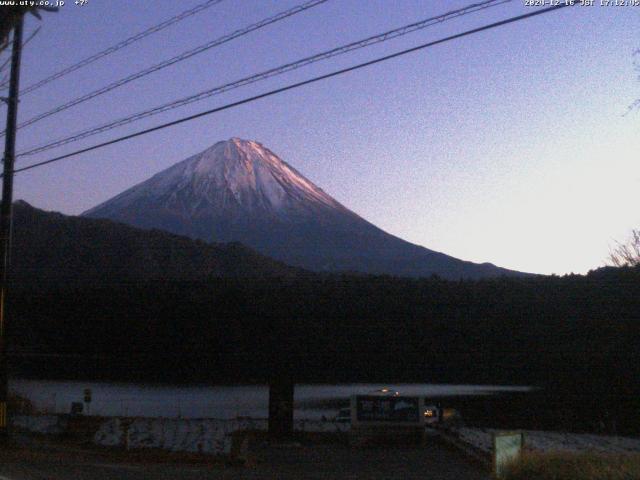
xmin=493 ymin=431 xmax=523 ymax=478
xmin=351 ymin=395 xmax=424 ymax=427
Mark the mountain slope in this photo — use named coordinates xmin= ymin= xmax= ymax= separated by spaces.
xmin=84 ymin=138 xmax=525 ymax=279
xmin=10 ymin=200 xmax=299 ymax=284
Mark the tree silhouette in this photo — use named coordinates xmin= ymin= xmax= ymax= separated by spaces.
xmin=610 ymin=229 xmax=640 ymax=267
xmin=628 ymin=49 xmax=640 ymax=113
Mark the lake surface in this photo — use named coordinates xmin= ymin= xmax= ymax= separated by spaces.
xmin=10 ymin=379 xmax=530 ymax=419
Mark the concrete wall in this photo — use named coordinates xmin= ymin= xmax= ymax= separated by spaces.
xmin=93 ymin=417 xmax=349 ymax=456
xmin=11 ymin=413 xmax=349 ymax=456
xmin=12 ymin=414 xmax=68 ymax=435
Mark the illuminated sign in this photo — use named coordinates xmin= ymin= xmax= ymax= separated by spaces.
xmin=351 ymin=395 xmax=424 ymax=426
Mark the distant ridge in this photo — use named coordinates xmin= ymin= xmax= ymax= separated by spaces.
xmin=11 ymin=200 xmax=300 ymax=284
xmin=84 ymin=138 xmax=527 ymax=279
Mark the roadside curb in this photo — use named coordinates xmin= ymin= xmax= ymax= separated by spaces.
xmin=433 ymin=427 xmax=491 ymax=469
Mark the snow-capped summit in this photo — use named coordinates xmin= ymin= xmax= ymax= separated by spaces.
xmin=84 ymin=138 xmax=524 ymax=279
xmin=175 ymin=138 xmax=340 ymax=210
xmin=85 ymin=138 xmax=346 ymax=221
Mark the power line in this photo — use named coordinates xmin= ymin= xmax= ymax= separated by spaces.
xmin=12 ymin=3 xmax=572 ymax=176
xmin=16 ymin=0 xmax=226 ymax=97
xmin=5 ymin=0 xmax=329 ymax=136
xmin=18 ymin=0 xmax=510 ymax=158
xmin=0 ymin=25 xmax=39 ymax=79
xmin=0 ymin=27 xmax=40 ymax=91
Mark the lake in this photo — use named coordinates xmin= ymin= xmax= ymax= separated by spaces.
xmin=10 ymin=379 xmax=530 ymax=419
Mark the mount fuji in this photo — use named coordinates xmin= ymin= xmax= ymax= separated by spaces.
xmin=83 ymin=138 xmax=523 ymax=279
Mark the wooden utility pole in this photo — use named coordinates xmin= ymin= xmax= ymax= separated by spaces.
xmin=0 ymin=12 xmax=24 ymax=437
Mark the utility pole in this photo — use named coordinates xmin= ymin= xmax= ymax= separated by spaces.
xmin=0 ymin=12 xmax=24 ymax=438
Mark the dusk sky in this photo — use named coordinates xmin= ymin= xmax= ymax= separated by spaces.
xmin=3 ymin=0 xmax=638 ymax=275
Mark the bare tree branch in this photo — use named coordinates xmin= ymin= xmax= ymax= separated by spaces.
xmin=624 ymin=50 xmax=640 ymax=115
xmin=609 ymin=229 xmax=640 ymax=267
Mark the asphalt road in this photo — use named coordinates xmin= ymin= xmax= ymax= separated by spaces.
xmin=0 ymin=440 xmax=489 ymax=479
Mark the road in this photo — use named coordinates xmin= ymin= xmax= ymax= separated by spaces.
xmin=0 ymin=439 xmax=489 ymax=479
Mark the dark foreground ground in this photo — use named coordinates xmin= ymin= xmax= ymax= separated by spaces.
xmin=0 ymin=437 xmax=488 ymax=480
